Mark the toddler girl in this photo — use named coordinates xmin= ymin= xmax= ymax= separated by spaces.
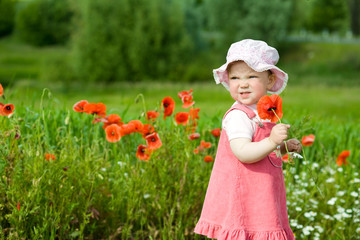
xmin=194 ymin=39 xmax=302 ymax=240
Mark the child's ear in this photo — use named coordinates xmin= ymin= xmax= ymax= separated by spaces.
xmin=267 ymin=74 xmax=277 ymax=90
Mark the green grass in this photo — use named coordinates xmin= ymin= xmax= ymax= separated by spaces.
xmin=0 ymin=36 xmax=69 ymax=84
xmin=1 ymin=83 xmax=360 ymax=239
xmin=279 ymin=42 xmax=360 ymax=86
xmin=1 ymin=35 xmax=360 ymax=87
xmin=1 ymin=36 xmax=360 ymax=239
xmin=6 ymin=80 xmax=360 ymax=124
xmin=1 ymin=34 xmax=359 ymax=123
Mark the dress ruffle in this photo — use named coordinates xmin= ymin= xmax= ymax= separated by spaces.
xmin=194 ymin=221 xmax=295 ymax=240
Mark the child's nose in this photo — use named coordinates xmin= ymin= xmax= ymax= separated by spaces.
xmin=239 ymin=80 xmax=249 ymax=88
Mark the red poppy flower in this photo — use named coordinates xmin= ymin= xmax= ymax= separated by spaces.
xmin=146 ymin=111 xmax=160 ymax=121
xmin=136 ymin=144 xmax=152 ymax=161
xmin=200 ymin=140 xmax=212 ymax=148
xmin=336 ymin=150 xmax=350 ymax=166
xmin=0 ymin=83 xmax=3 ymax=97
xmin=17 ymin=202 xmax=20 ymax=211
xmin=120 ymin=123 xmax=136 ymax=136
xmin=105 ymin=124 xmax=121 ymax=143
xmin=194 ymin=140 xmax=211 ymax=153
xmin=188 ymin=133 xmax=200 ymax=140
xmin=161 ymin=96 xmax=175 ymax=119
xmin=302 ymin=134 xmax=315 ymax=146
xmin=145 ymin=132 xmax=162 ymax=150
xmin=178 ymin=89 xmax=193 ymax=99
xmin=128 ymin=120 xmax=144 ymax=133
xmin=257 ymin=95 xmax=283 ymax=123
xmin=45 ymin=153 xmax=56 ymax=161
xmin=181 ymin=95 xmax=195 ymax=108
xmin=83 ymin=102 xmax=107 ymax=117
xmin=211 ymin=128 xmax=221 ymax=137
xmin=92 ymin=117 xmax=105 ymax=124
xmin=73 ymin=100 xmax=88 ymax=112
xmin=204 ymin=155 xmax=214 ymax=163
xmin=102 ymin=114 xmax=123 ymax=129
xmin=282 ymin=153 xmax=297 ymax=163
xmin=189 ymin=108 xmax=200 ymax=120
xmin=0 ymin=103 xmax=15 ymax=116
xmin=282 ymin=154 xmax=289 ymax=163
xmin=141 ymin=124 xmax=155 ymax=138
xmin=175 ymin=112 xmax=189 ymax=125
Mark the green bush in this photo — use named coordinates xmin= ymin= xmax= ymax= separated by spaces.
xmin=202 ymin=0 xmax=292 ymax=48
xmin=307 ymin=0 xmax=348 ymax=34
xmin=15 ymin=0 xmax=73 ymax=46
xmin=0 ymin=0 xmax=16 ymax=37
xmin=71 ymin=0 xmax=200 ymax=83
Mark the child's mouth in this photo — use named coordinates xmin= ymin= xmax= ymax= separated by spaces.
xmin=240 ymin=92 xmax=251 ymax=96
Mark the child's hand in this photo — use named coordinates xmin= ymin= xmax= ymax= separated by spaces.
xmin=285 ymin=138 xmax=302 ymax=153
xmin=269 ymin=123 xmax=290 ymax=146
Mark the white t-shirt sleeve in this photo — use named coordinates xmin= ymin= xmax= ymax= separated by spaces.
xmin=223 ymin=110 xmax=256 ymax=141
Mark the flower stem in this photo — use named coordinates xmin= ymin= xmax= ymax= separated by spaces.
xmin=302 ymin=148 xmax=324 ymax=198
xmin=135 ymin=93 xmax=147 ymax=116
xmin=271 ymin=109 xmax=291 ymax=162
xmin=271 ymin=109 xmax=282 ymax=124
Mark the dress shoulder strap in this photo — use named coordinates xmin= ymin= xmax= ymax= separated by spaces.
xmin=223 ymin=103 xmax=257 ymax=120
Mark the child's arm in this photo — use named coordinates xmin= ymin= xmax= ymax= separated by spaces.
xmin=229 ymin=123 xmax=290 ymax=164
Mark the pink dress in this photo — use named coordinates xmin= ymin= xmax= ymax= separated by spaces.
xmin=195 ymin=104 xmax=294 ymax=240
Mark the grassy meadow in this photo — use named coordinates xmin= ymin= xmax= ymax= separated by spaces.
xmin=1 ymin=36 xmax=360 ymax=239
xmin=1 ymin=82 xmax=360 ymax=239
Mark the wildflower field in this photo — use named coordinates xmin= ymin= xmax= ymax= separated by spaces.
xmin=0 ymin=82 xmax=359 ymax=240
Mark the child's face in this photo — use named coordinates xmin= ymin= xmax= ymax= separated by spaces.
xmin=228 ymin=61 xmax=276 ymax=105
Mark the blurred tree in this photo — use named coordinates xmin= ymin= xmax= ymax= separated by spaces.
xmin=287 ymin=0 xmax=313 ymax=33
xmin=71 ymin=0 xmax=200 ymax=82
xmin=349 ymin=0 xmax=360 ymax=36
xmin=0 ymin=0 xmax=15 ymax=37
xmin=307 ymin=0 xmax=348 ymax=34
xmin=15 ymin=0 xmax=73 ymax=46
xmin=202 ymin=0 xmax=292 ymax=48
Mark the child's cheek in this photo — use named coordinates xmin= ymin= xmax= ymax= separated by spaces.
xmin=230 ymin=91 xmax=238 ymax=101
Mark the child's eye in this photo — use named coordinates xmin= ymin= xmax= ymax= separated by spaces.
xmin=230 ymin=76 xmax=239 ymax=80
xmin=249 ymin=75 xmax=258 ymax=79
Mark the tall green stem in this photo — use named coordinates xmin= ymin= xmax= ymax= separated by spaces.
xmin=135 ymin=93 xmax=147 ymax=116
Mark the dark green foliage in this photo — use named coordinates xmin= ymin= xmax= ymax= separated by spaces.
xmin=287 ymin=0 xmax=313 ymax=33
xmin=348 ymin=0 xmax=360 ymax=36
xmin=202 ymin=0 xmax=292 ymax=48
xmin=71 ymin=0 xmax=199 ymax=83
xmin=2 ymin=0 xmax=358 ymax=84
xmin=307 ymin=0 xmax=348 ymax=33
xmin=15 ymin=0 xmax=73 ymax=46
xmin=0 ymin=0 xmax=16 ymax=37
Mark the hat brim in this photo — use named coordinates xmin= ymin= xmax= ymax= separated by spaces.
xmin=213 ymin=59 xmax=288 ymax=95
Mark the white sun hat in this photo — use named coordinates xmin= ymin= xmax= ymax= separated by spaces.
xmin=213 ymin=39 xmax=288 ymax=94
